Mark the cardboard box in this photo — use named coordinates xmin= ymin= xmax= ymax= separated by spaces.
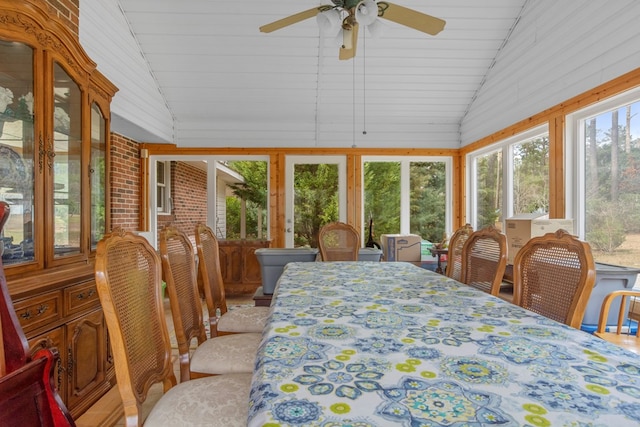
xmin=505 ymin=214 xmax=573 ymax=263
xmin=380 ymin=234 xmax=422 ymax=262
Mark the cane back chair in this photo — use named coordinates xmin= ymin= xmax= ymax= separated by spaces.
xmin=460 ymin=225 xmax=507 ymax=296
xmin=318 ymin=221 xmax=360 ymax=261
xmin=159 ymin=226 xmax=260 ymax=382
xmin=445 ymin=223 xmax=473 ymax=282
xmin=194 ymin=223 xmax=269 ymax=337
xmin=95 ymin=229 xmax=252 ymax=426
xmin=512 ymin=229 xmax=596 ymax=329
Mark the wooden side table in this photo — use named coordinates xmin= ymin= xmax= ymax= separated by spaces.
xmin=253 ymin=286 xmax=273 ymax=307
xmin=429 ymin=247 xmax=448 ymax=274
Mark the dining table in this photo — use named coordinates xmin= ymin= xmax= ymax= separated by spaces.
xmin=248 ymin=261 xmax=640 ymax=426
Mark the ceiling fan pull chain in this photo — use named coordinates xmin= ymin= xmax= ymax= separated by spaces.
xmin=362 ymin=31 xmax=367 ymax=136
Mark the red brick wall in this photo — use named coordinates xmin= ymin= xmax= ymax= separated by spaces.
xmin=110 ymin=133 xmax=141 ymax=232
xmin=157 ymin=162 xmax=207 ymax=238
xmin=45 ymin=0 xmax=80 ymax=36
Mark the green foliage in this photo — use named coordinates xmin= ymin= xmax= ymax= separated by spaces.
xmin=364 ymin=162 xmax=401 ymax=236
xmin=409 ymin=162 xmax=446 ymax=242
xmin=293 ymin=164 xmax=339 ymax=247
xmin=513 ymin=137 xmax=549 ymax=214
xmin=586 ymin=197 xmax=626 ymax=252
xmin=475 ymin=151 xmax=502 ymax=229
xmin=225 ymin=161 xmax=268 ymax=238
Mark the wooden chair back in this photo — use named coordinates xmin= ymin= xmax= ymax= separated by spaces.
xmin=95 ymin=229 xmax=177 ymax=426
xmin=159 ymin=225 xmax=207 ymax=382
xmin=318 ymin=221 xmax=360 ymax=261
xmin=460 ymin=225 xmax=507 ymax=296
xmin=513 ymin=229 xmax=596 ymax=328
xmin=445 ymin=223 xmax=473 ymax=282
xmin=594 ymin=290 xmax=640 ymax=354
xmin=0 ymin=201 xmax=75 ymax=426
xmin=194 ymin=223 xmax=229 ymax=338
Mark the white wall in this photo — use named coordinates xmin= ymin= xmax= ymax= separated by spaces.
xmin=79 ymin=0 xmax=174 ymax=143
xmin=461 ymin=0 xmax=640 ymax=146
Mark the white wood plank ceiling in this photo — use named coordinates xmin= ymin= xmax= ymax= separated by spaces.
xmin=115 ymin=0 xmax=528 ymax=148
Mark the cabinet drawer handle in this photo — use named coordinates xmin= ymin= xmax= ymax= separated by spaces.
xmin=76 ymin=289 xmax=96 ymax=300
xmin=19 ymin=304 xmax=49 ymax=320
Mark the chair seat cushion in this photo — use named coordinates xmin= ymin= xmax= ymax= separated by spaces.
xmin=144 ymin=373 xmax=252 ymax=426
xmin=191 ymin=333 xmax=261 ymax=375
xmin=218 ymin=306 xmax=270 ymax=333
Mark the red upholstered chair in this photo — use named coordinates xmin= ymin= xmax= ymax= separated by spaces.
xmin=0 ymin=201 xmax=75 ymax=427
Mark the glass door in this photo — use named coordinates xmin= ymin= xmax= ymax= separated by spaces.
xmin=285 ymin=156 xmax=347 ymax=248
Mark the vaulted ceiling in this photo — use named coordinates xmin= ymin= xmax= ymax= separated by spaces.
xmin=113 ymin=0 xmax=528 ymax=148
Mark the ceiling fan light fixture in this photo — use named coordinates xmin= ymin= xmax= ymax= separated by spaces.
xmin=316 ymin=9 xmax=343 ymax=37
xmin=366 ymin=18 xmax=386 ymax=38
xmin=355 ymin=0 xmax=378 ymax=26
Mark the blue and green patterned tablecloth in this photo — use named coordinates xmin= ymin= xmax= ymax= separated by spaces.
xmin=248 ymin=261 xmax=640 ymax=426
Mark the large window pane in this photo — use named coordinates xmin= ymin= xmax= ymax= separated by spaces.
xmin=512 ymin=136 xmax=549 ymax=215
xmin=583 ymin=100 xmax=640 ymax=266
xmin=409 ymin=162 xmax=446 ymax=242
xmin=225 ymin=160 xmax=268 ymax=239
xmin=364 ymin=162 xmax=400 ymax=236
xmin=53 ymin=62 xmax=82 ymax=258
xmin=0 ymin=40 xmax=35 ymax=265
xmin=293 ymin=163 xmax=338 ymax=247
xmin=363 ymin=158 xmax=449 ymax=244
xmin=475 ymin=150 xmax=502 ymax=229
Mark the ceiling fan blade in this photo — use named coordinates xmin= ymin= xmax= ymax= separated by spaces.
xmin=339 ymin=22 xmax=359 ymax=60
xmin=377 ymin=2 xmax=446 ymax=35
xmin=260 ymin=6 xmax=330 ymax=33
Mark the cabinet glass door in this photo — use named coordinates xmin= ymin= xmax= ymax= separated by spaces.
xmin=90 ymin=103 xmax=106 ymax=250
xmin=52 ymin=62 xmax=82 ymax=259
xmin=0 ymin=40 xmax=35 ymax=265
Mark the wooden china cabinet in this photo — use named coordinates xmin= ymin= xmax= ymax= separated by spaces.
xmin=0 ymin=0 xmax=118 ymax=419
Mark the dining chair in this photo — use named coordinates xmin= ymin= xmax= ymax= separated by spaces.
xmin=194 ymin=223 xmax=269 ymax=338
xmin=95 ymin=229 xmax=253 ymax=427
xmin=318 ymin=221 xmax=360 ymax=261
xmin=445 ymin=223 xmax=473 ymax=282
xmin=594 ymin=290 xmax=640 ymax=354
xmin=159 ymin=226 xmax=261 ymax=382
xmin=512 ymin=229 xmax=596 ymax=329
xmin=460 ymin=225 xmax=507 ymax=296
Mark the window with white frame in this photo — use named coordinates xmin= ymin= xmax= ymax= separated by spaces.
xmin=362 ymin=157 xmax=451 ymax=244
xmin=467 ymin=125 xmax=549 ymax=230
xmin=156 ymin=160 xmax=170 ymax=214
xmin=566 ymin=87 xmax=640 ymax=267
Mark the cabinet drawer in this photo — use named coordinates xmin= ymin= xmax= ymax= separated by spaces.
xmin=14 ymin=291 xmax=63 ymax=333
xmin=65 ymin=281 xmax=100 ymax=317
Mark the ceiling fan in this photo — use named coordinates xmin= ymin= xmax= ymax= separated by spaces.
xmin=259 ymin=0 xmax=446 ymax=60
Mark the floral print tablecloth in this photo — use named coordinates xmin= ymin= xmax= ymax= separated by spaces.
xmin=248 ymin=261 xmax=640 ymax=426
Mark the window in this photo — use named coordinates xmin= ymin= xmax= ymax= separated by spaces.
xmin=156 ymin=160 xmax=170 ymax=214
xmin=467 ymin=125 xmax=549 ymax=230
xmin=567 ymin=87 xmax=640 ymax=267
xmin=362 ymin=157 xmax=451 ymax=244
